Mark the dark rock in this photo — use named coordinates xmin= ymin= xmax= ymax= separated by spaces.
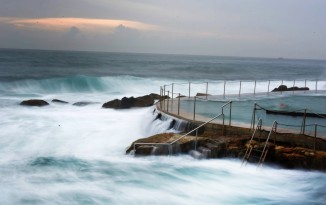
xmin=272 ymin=85 xmax=309 ymax=92
xmin=120 ymin=97 xmax=137 ymax=108
xmin=135 ymin=146 xmax=154 ymax=156
xmin=274 ymin=85 xmax=288 ymax=92
xmin=20 ymin=99 xmax=49 ymax=107
xmin=102 ymin=94 xmax=156 ymax=109
xmin=102 ymin=99 xmax=120 ymax=108
xmin=288 ymin=86 xmax=309 ymax=91
xmin=196 ymin=93 xmax=211 ymax=97
xmin=52 ymin=99 xmax=69 ymax=104
xmin=134 ymin=95 xmax=154 ymax=107
xmin=72 ymin=101 xmax=99 ymax=106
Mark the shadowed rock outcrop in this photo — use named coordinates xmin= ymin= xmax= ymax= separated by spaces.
xmin=271 ymin=85 xmax=309 ymax=92
xmin=20 ymin=99 xmax=49 ymax=107
xmin=102 ymin=93 xmax=166 ymax=109
xmin=72 ymin=101 xmax=99 ymax=106
xmin=52 ymin=99 xmax=69 ymax=104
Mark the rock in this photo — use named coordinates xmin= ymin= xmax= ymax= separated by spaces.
xmin=52 ymin=99 xmax=69 ymax=104
xmin=72 ymin=101 xmax=99 ymax=106
xmin=126 ymin=133 xmax=208 ymax=156
xmin=288 ymin=86 xmax=309 ymax=91
xmin=189 ymin=150 xmax=205 ymax=159
xmin=135 ymin=146 xmax=155 ymax=156
xmin=272 ymin=85 xmax=309 ymax=92
xmin=102 ymin=94 xmax=156 ymax=109
xmin=196 ymin=93 xmax=211 ymax=97
xmin=198 ymin=146 xmax=212 ymax=158
xmin=102 ymin=99 xmax=120 ymax=108
xmin=272 ymin=85 xmax=288 ymax=92
xmin=149 ymin=93 xmax=169 ymax=100
xmin=133 ymin=95 xmax=154 ymax=107
xmin=20 ymin=99 xmax=49 ymax=107
xmin=120 ymin=97 xmax=137 ymax=108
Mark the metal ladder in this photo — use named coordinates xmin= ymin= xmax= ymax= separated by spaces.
xmin=242 ymin=120 xmax=277 ymax=167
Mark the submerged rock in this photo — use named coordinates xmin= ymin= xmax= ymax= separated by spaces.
xmin=52 ymin=99 xmax=69 ymax=104
xmin=72 ymin=101 xmax=99 ymax=106
xmin=20 ymin=99 xmax=49 ymax=107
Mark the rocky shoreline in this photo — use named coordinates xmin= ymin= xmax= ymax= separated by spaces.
xmin=127 ymin=110 xmax=326 ymax=171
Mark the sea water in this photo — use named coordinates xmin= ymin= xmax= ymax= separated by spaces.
xmin=0 ymin=48 xmax=326 ymax=205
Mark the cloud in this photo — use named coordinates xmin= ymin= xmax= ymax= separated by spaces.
xmin=0 ymin=17 xmax=160 ymax=34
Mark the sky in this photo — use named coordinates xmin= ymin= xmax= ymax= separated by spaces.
xmin=0 ymin=0 xmax=325 ymax=59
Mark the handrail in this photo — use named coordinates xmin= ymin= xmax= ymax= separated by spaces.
xmin=132 ymin=113 xmax=225 ymax=154
xmin=133 ymin=101 xmax=232 ymax=154
xmin=170 ymin=113 xmax=224 ymax=145
xmin=242 ymin=118 xmax=263 ymax=166
xmin=258 ymin=121 xmax=277 ymax=165
xmin=162 ymin=79 xmax=325 ymax=100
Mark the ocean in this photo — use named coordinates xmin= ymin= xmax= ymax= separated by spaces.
xmin=0 ymin=48 xmax=325 ymax=205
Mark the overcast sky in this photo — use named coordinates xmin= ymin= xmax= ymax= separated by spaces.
xmin=0 ymin=0 xmax=325 ymax=59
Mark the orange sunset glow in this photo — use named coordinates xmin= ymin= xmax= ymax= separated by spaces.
xmin=0 ymin=17 xmax=159 ymax=33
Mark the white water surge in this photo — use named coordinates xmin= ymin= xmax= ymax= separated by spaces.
xmin=0 ymin=91 xmax=325 ymax=205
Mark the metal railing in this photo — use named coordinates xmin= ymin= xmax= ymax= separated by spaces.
xmin=160 ymin=88 xmax=233 ymax=123
xmin=251 ymin=103 xmax=326 ymax=151
xmin=133 ymin=102 xmax=232 ymax=155
xmin=161 ymin=79 xmax=323 ymax=100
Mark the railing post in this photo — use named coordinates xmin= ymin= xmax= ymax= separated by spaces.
xmin=195 ymin=129 xmax=198 ymax=151
xmin=239 ymin=81 xmax=242 ymax=97
xmin=267 ymin=80 xmax=270 ymax=95
xmin=163 ymin=85 xmax=166 ymax=97
xmin=172 ymin=83 xmax=174 ymax=103
xmin=301 ymin=108 xmax=307 ymax=135
xmin=193 ymin=96 xmax=196 ymax=120
xmin=222 ymin=107 xmax=225 ymax=127
xmin=189 ymin=82 xmax=191 ymax=98
xmin=223 ymin=81 xmax=226 ymax=98
xmin=281 ymin=80 xmax=283 ymax=94
xmin=206 ymin=82 xmax=208 ymax=99
xmin=167 ymin=91 xmax=169 ymax=112
xmin=252 ymin=103 xmax=256 ymax=130
xmin=163 ymin=85 xmax=166 ymax=111
xmin=274 ymin=122 xmax=278 ymax=145
xmin=229 ymin=101 xmax=232 ymax=126
xmin=254 ymin=80 xmax=256 ymax=96
xmin=160 ymin=86 xmax=162 ymax=109
xmin=304 ymin=80 xmax=307 ymax=93
xmin=178 ymin=93 xmax=180 ymax=116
